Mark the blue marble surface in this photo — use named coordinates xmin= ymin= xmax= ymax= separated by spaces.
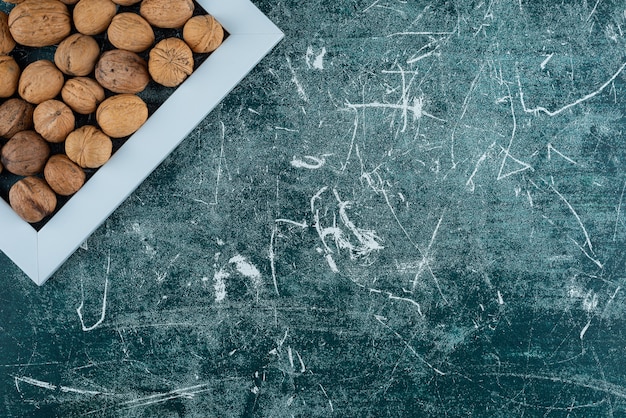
xmin=3 ymin=0 xmax=626 ymax=416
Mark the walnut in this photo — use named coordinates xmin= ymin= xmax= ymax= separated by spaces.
xmin=73 ymin=0 xmax=118 ymax=36
xmin=0 ymin=11 xmax=16 ymax=55
xmin=61 ymin=77 xmax=105 ymax=115
xmin=9 ymin=176 xmax=57 ymax=223
xmin=18 ymin=60 xmax=65 ymax=104
xmin=148 ymin=38 xmax=194 ymax=87
xmin=0 ymin=55 xmax=20 ymax=98
xmin=33 ymin=99 xmax=76 ymax=143
xmin=54 ymin=33 xmax=101 ymax=76
xmin=0 ymin=98 xmax=34 ymax=138
xmin=8 ymin=0 xmax=71 ymax=48
xmin=95 ymin=49 xmax=150 ymax=94
xmin=140 ymin=0 xmax=194 ymax=29
xmin=107 ymin=13 xmax=155 ymax=53
xmin=96 ymin=94 xmax=148 ymax=138
xmin=111 ymin=0 xmax=141 ymax=4
xmin=65 ymin=125 xmax=112 ymax=168
xmin=1 ymin=130 xmax=50 ymax=176
xmin=44 ymin=154 xmax=85 ymax=195
xmin=183 ymin=15 xmax=224 ymax=53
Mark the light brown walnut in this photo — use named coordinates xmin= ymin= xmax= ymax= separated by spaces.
xmin=95 ymin=49 xmax=150 ymax=94
xmin=18 ymin=60 xmax=65 ymax=104
xmin=183 ymin=15 xmax=224 ymax=53
xmin=65 ymin=125 xmax=112 ymax=168
xmin=140 ymin=0 xmax=194 ymax=29
xmin=96 ymin=94 xmax=148 ymax=138
xmin=44 ymin=154 xmax=85 ymax=195
xmin=149 ymin=38 xmax=194 ymax=88
xmin=8 ymin=0 xmax=71 ymax=47
xmin=33 ymin=100 xmax=76 ymax=143
xmin=54 ymin=33 xmax=101 ymax=76
xmin=1 ymin=130 xmax=50 ymax=176
xmin=73 ymin=0 xmax=117 ymax=36
xmin=108 ymin=13 xmax=154 ymax=53
xmin=0 ymin=11 xmax=16 ymax=55
xmin=0 ymin=55 xmax=20 ymax=98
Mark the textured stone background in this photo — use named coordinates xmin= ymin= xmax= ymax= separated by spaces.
xmin=3 ymin=0 xmax=626 ymax=416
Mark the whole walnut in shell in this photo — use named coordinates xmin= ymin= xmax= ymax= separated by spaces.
xmin=65 ymin=125 xmax=112 ymax=168
xmin=0 ymin=98 xmax=34 ymax=138
xmin=73 ymin=0 xmax=117 ymax=36
xmin=140 ymin=0 xmax=194 ymax=29
xmin=1 ymin=130 xmax=50 ymax=176
xmin=0 ymin=11 xmax=16 ymax=54
xmin=9 ymin=176 xmax=57 ymax=223
xmin=61 ymin=77 xmax=105 ymax=115
xmin=0 ymin=55 xmax=20 ymax=98
xmin=183 ymin=15 xmax=224 ymax=53
xmin=112 ymin=0 xmax=141 ymax=4
xmin=149 ymin=38 xmax=194 ymax=87
xmin=8 ymin=0 xmax=71 ymax=47
xmin=107 ymin=13 xmax=155 ymax=53
xmin=33 ymin=100 xmax=76 ymax=143
xmin=95 ymin=49 xmax=150 ymax=94
xmin=18 ymin=60 xmax=65 ymax=104
xmin=54 ymin=33 xmax=101 ymax=76
xmin=44 ymin=154 xmax=85 ymax=195
xmin=96 ymin=94 xmax=148 ymax=138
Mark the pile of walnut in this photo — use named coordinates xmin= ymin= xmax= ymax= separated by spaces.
xmin=0 ymin=0 xmax=224 ymax=223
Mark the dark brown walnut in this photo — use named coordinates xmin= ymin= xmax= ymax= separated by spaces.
xmin=18 ymin=60 xmax=65 ymax=104
xmin=149 ymin=38 xmax=194 ymax=87
xmin=44 ymin=154 xmax=85 ymax=195
xmin=183 ymin=14 xmax=224 ymax=54
xmin=107 ymin=13 xmax=154 ymax=53
xmin=96 ymin=94 xmax=148 ymax=138
xmin=140 ymin=0 xmax=194 ymax=29
xmin=0 ymin=11 xmax=16 ymax=54
xmin=1 ymin=130 xmax=50 ymax=176
xmin=9 ymin=176 xmax=57 ymax=223
xmin=73 ymin=0 xmax=117 ymax=36
xmin=0 ymin=98 xmax=34 ymax=138
xmin=33 ymin=100 xmax=76 ymax=143
xmin=95 ymin=49 xmax=150 ymax=94
xmin=61 ymin=77 xmax=105 ymax=115
xmin=65 ymin=125 xmax=112 ymax=168
xmin=0 ymin=55 xmax=20 ymax=98
xmin=8 ymin=0 xmax=71 ymax=47
xmin=54 ymin=33 xmax=100 ymax=76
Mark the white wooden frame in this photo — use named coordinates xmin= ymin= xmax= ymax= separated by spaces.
xmin=0 ymin=0 xmax=283 ymax=285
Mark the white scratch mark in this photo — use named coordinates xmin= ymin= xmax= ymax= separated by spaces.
xmin=319 ymin=384 xmax=334 ymax=412
xmin=275 ymin=219 xmax=308 ymax=228
xmin=275 ymin=126 xmax=299 ymax=132
xmin=77 ymin=254 xmax=110 ymax=332
xmin=213 ymin=269 xmax=229 ymax=302
xmin=286 ymin=55 xmax=308 ymax=102
xmin=614 ymin=180 xmax=626 ymax=241
xmin=547 ymin=143 xmax=578 ymax=165
xmin=325 ymin=254 xmax=339 ymax=273
xmin=211 ymin=121 xmax=225 ymax=205
xmin=580 ymin=319 xmax=592 ymax=340
xmin=269 ymin=227 xmax=280 ymax=296
xmin=540 ymin=53 xmax=554 ymax=70
xmin=586 ymin=0 xmax=602 ymax=22
xmin=229 ymin=255 xmax=262 ymax=289
xmin=291 ymin=155 xmax=326 ymax=169
xmin=549 ymin=185 xmax=594 ymax=253
xmin=498 ymin=85 xmax=533 ymax=180
xmin=518 ymin=62 xmax=626 ymax=116
xmin=306 ymin=46 xmax=326 ymax=70
xmin=497 ymin=290 xmax=504 ymax=305
xmin=466 ymin=142 xmax=496 ymax=192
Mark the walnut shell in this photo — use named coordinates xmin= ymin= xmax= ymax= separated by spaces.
xmin=65 ymin=125 xmax=112 ymax=168
xmin=112 ymin=0 xmax=141 ymax=4
xmin=18 ymin=60 xmax=65 ymax=104
xmin=0 ymin=98 xmax=34 ymax=138
xmin=0 ymin=11 xmax=16 ymax=55
xmin=107 ymin=12 xmax=154 ymax=53
xmin=44 ymin=154 xmax=85 ymax=195
xmin=148 ymin=38 xmax=193 ymax=87
xmin=33 ymin=99 xmax=75 ymax=143
xmin=140 ymin=0 xmax=194 ymax=29
xmin=9 ymin=176 xmax=57 ymax=223
xmin=59 ymin=0 xmax=80 ymax=4
xmin=61 ymin=77 xmax=105 ymax=115
xmin=73 ymin=0 xmax=118 ymax=36
xmin=96 ymin=94 xmax=148 ymax=138
xmin=54 ymin=33 xmax=100 ymax=76
xmin=8 ymin=0 xmax=71 ymax=47
xmin=183 ymin=15 xmax=224 ymax=54
xmin=0 ymin=55 xmax=20 ymax=98
xmin=95 ymin=49 xmax=149 ymax=94
xmin=1 ymin=130 xmax=50 ymax=176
